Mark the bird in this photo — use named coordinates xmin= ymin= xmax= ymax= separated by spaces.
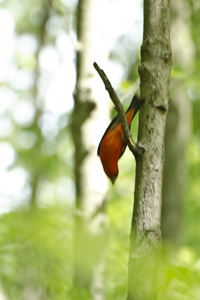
xmin=97 ymin=95 xmax=144 ymax=184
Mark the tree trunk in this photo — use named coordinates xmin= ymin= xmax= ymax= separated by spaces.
xmin=72 ymin=0 xmax=109 ymax=298
xmin=127 ymin=0 xmax=172 ymax=299
xmin=161 ymin=0 xmax=192 ymax=244
xmin=161 ymin=90 xmax=191 ymax=243
xmin=30 ymin=6 xmax=49 ymax=209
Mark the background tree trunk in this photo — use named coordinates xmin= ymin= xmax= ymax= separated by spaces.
xmin=30 ymin=8 xmax=49 ymax=209
xmin=161 ymin=0 xmax=192 ymax=244
xmin=127 ymin=0 xmax=172 ymax=299
xmin=72 ymin=0 xmax=109 ymax=298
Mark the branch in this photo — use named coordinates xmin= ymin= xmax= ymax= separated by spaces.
xmin=93 ymin=62 xmax=144 ymax=158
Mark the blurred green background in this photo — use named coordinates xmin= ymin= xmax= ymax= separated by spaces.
xmin=0 ymin=0 xmax=200 ymax=299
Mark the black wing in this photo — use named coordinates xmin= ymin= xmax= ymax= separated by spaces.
xmin=97 ymin=114 xmax=119 ymax=156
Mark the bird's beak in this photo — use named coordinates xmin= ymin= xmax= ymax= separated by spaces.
xmin=111 ymin=176 xmax=116 ymax=185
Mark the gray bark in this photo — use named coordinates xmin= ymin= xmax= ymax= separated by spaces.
xmin=72 ymin=0 xmax=109 ymax=298
xmin=127 ymin=0 xmax=172 ymax=299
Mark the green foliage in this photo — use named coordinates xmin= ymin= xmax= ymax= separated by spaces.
xmin=0 ymin=0 xmax=200 ymax=298
xmin=158 ymin=246 xmax=200 ymax=300
xmin=0 ymin=189 xmax=200 ymax=299
xmin=0 ymin=206 xmax=73 ymax=299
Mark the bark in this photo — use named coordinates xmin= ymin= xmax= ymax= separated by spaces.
xmin=161 ymin=0 xmax=192 ymax=244
xmin=127 ymin=0 xmax=172 ymax=299
xmin=72 ymin=0 xmax=109 ymax=298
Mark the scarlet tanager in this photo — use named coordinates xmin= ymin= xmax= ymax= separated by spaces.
xmin=97 ymin=95 xmax=144 ymax=184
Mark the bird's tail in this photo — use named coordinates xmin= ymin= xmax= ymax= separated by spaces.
xmin=125 ymin=95 xmax=145 ymax=125
xmin=126 ymin=95 xmax=144 ymax=114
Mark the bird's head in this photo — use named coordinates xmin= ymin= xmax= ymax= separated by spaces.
xmin=99 ymin=139 xmax=119 ymax=184
xmin=100 ymin=154 xmax=119 ymax=184
xmin=109 ymin=167 xmax=119 ymax=184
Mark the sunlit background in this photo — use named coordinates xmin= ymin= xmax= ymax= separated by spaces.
xmin=0 ymin=0 xmax=200 ymax=299
xmin=0 ymin=0 xmax=143 ymax=213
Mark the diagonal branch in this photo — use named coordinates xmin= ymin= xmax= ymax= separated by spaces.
xmin=93 ymin=62 xmax=144 ymax=158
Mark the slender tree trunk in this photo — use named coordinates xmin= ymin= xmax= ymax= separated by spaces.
xmin=127 ymin=0 xmax=172 ymax=299
xmin=161 ymin=0 xmax=192 ymax=243
xmin=161 ymin=90 xmax=191 ymax=243
xmin=30 ymin=7 xmax=49 ymax=209
xmin=72 ymin=0 xmax=109 ymax=298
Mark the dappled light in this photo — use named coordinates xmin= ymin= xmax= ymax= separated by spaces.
xmin=0 ymin=0 xmax=199 ymax=299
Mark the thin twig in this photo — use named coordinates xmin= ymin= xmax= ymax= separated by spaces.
xmin=93 ymin=62 xmax=144 ymax=158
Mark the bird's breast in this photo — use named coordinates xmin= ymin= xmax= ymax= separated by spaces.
xmin=100 ymin=124 xmax=124 ymax=161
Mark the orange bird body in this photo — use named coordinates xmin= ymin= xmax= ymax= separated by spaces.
xmin=97 ymin=95 xmax=144 ymax=184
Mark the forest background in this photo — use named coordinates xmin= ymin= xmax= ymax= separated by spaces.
xmin=0 ymin=0 xmax=200 ymax=299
